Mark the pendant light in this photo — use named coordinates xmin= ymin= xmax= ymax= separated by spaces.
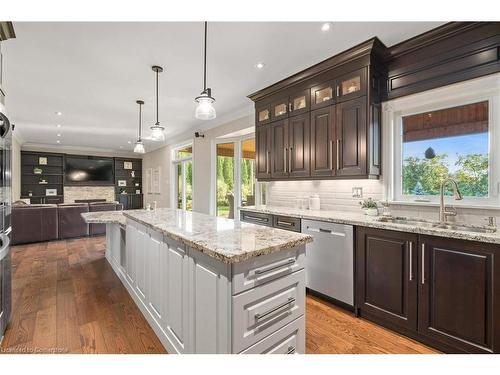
xmin=195 ymin=21 xmax=216 ymax=120
xmin=134 ymin=100 xmax=145 ymax=154
xmin=150 ymin=65 xmax=165 ymax=141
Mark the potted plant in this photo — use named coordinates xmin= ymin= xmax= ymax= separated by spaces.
xmin=359 ymin=198 xmax=379 ymax=216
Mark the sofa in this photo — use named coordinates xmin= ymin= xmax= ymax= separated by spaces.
xmin=11 ymin=201 xmax=123 ymax=245
xmin=11 ymin=204 xmax=59 ymax=245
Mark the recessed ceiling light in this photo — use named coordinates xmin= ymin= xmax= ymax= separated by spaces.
xmin=127 ymin=140 xmax=132 ymax=144
xmin=56 ymin=124 xmax=61 ymax=128
xmin=119 ymin=146 xmax=123 ymax=149
xmin=255 ymin=62 xmax=265 ymax=70
xmin=57 ymin=133 xmax=61 ymax=137
xmin=56 ymin=140 xmax=61 ymax=144
xmin=55 ymin=111 xmax=62 ymax=116
xmin=321 ymin=23 xmax=331 ymax=32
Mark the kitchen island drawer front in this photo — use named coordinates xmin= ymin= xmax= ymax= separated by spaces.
xmin=232 ymin=246 xmax=305 ymax=295
xmin=273 ymin=215 xmax=301 ymax=232
xmin=232 ymin=269 xmax=305 ymax=353
xmin=240 ymin=210 xmax=273 ymax=227
xmin=240 ymin=315 xmax=305 ymax=354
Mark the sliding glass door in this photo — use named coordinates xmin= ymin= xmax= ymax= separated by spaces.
xmin=215 ymin=136 xmax=255 ymax=218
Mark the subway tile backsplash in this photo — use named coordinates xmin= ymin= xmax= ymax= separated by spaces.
xmin=266 ymin=180 xmax=499 ymax=226
xmin=267 ymin=180 xmax=384 ymax=212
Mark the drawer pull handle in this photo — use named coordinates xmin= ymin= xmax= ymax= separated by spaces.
xmin=255 ymin=297 xmax=295 ymax=322
xmin=245 ymin=215 xmax=267 ymax=223
xmin=287 ymin=346 xmax=296 ymax=354
xmin=254 ymin=258 xmax=295 ymax=275
xmin=277 ymin=220 xmax=294 ymax=227
xmin=307 ymin=226 xmax=345 ymax=237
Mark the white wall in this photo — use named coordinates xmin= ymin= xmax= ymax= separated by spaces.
xmin=142 ymin=144 xmax=171 ymax=208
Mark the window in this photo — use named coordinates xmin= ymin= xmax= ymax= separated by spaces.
xmin=172 ymin=144 xmax=193 ymax=211
xmin=402 ymin=102 xmax=489 ymax=198
xmin=386 ymin=74 xmax=500 ymax=207
xmin=214 ymin=135 xmax=256 ymax=218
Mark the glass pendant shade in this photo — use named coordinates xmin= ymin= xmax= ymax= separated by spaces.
xmin=150 ymin=124 xmax=165 ymax=141
xmin=195 ymin=92 xmax=216 ymax=120
xmin=134 ymin=140 xmax=145 ymax=154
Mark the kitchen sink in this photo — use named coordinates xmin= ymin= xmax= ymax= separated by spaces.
xmin=376 ymin=216 xmax=497 ymax=234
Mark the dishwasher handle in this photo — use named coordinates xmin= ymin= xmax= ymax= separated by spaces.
xmin=306 ymin=226 xmax=346 ymax=237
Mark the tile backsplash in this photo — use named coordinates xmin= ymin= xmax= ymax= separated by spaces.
xmin=266 ymin=180 xmax=499 ymax=226
xmin=266 ymin=180 xmax=384 ymax=212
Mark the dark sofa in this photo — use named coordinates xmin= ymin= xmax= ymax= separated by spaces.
xmin=11 ymin=201 xmax=123 ymax=245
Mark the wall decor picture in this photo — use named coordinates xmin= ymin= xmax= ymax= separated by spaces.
xmin=46 ymin=189 xmax=57 ymax=196
xmin=131 ymin=170 xmax=135 ymax=177
xmin=38 ymin=157 xmax=48 ymax=165
xmin=123 ymin=161 xmax=133 ymax=170
xmin=145 ymin=168 xmax=152 ymax=194
xmin=152 ymin=167 xmax=160 ymax=194
xmin=118 ymin=180 xmax=127 ymax=187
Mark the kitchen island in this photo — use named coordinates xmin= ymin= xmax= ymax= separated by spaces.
xmin=82 ymin=208 xmax=312 ymax=354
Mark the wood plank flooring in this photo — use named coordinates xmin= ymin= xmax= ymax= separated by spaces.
xmin=1 ymin=236 xmax=438 ymax=354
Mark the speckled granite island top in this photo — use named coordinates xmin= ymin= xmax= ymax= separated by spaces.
xmin=241 ymin=206 xmax=500 ymax=245
xmin=122 ymin=208 xmax=312 ymax=264
xmin=81 ymin=210 xmax=126 ymax=226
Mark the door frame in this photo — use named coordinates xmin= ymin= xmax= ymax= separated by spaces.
xmin=171 ymin=142 xmax=193 ymax=211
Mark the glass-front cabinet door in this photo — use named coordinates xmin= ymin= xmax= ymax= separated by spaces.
xmin=255 ymin=104 xmax=271 ymax=126
xmin=336 ymin=68 xmax=366 ymax=102
xmin=311 ymin=80 xmax=335 ymax=109
xmin=270 ymin=98 xmax=289 ymax=121
xmin=289 ymin=88 xmax=310 ymax=116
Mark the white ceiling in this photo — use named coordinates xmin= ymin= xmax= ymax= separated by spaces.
xmin=2 ymin=22 xmax=444 ymax=153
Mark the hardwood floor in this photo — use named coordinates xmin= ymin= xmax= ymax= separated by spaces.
xmin=1 ymin=236 xmax=438 ymax=354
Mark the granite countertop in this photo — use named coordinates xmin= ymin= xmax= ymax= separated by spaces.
xmin=81 ymin=210 xmax=126 ymax=226
xmin=122 ymin=208 xmax=312 ymax=264
xmin=240 ymin=206 xmax=500 ymax=245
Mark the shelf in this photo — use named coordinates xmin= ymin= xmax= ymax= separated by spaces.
xmin=21 ymin=195 xmax=63 ymax=198
xmin=22 ymin=183 xmax=63 ymax=186
xmin=21 ymin=163 xmax=63 ymax=167
xmin=21 ymin=173 xmax=64 ymax=176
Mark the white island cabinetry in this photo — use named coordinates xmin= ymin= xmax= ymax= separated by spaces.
xmin=83 ymin=208 xmax=311 ymax=354
xmin=121 ymin=218 xmax=306 ymax=354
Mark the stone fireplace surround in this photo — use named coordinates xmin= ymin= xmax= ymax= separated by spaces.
xmin=64 ymin=186 xmax=115 ymax=203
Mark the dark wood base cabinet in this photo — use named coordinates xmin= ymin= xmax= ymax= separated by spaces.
xmin=356 ymin=227 xmax=500 ymax=353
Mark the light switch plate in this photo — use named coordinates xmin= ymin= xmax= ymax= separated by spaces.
xmin=352 ymin=187 xmax=363 ymax=198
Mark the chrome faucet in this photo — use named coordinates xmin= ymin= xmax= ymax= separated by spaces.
xmin=439 ymin=178 xmax=463 ymax=223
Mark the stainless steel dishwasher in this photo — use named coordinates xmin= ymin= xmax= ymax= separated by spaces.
xmin=302 ymin=219 xmax=354 ymax=306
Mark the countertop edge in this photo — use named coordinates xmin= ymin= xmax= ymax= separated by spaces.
xmin=122 ymin=211 xmax=313 ymax=264
xmin=240 ymin=206 xmax=500 ymax=245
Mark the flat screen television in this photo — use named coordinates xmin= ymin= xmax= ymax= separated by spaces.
xmin=65 ymin=156 xmax=114 ymax=185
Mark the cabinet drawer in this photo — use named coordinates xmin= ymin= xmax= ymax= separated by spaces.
xmin=273 ymin=215 xmax=301 ymax=232
xmin=240 ymin=210 xmax=273 ymax=227
xmin=240 ymin=315 xmax=304 ymax=354
xmin=232 ymin=269 xmax=305 ymax=353
xmin=232 ymin=246 xmax=305 ymax=295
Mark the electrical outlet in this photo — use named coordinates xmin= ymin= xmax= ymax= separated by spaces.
xmin=352 ymin=187 xmax=363 ymax=198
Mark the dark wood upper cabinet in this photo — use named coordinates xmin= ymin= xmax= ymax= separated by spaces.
xmin=418 ymin=235 xmax=500 ymax=354
xmin=356 ymin=227 xmax=418 ymax=332
xmin=255 ymin=123 xmax=271 ymax=179
xmin=288 ymin=113 xmax=310 ymax=177
xmin=289 ymin=88 xmax=310 ymax=116
xmin=255 ymin=103 xmax=271 ymax=126
xmin=270 ymin=97 xmax=289 ymax=121
xmin=336 ymin=67 xmax=367 ymax=103
xmin=310 ymin=106 xmax=335 ymax=177
xmin=336 ymin=96 xmax=367 ymax=176
xmin=270 ymin=119 xmax=289 ymax=178
xmin=311 ymin=80 xmax=335 ymax=110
